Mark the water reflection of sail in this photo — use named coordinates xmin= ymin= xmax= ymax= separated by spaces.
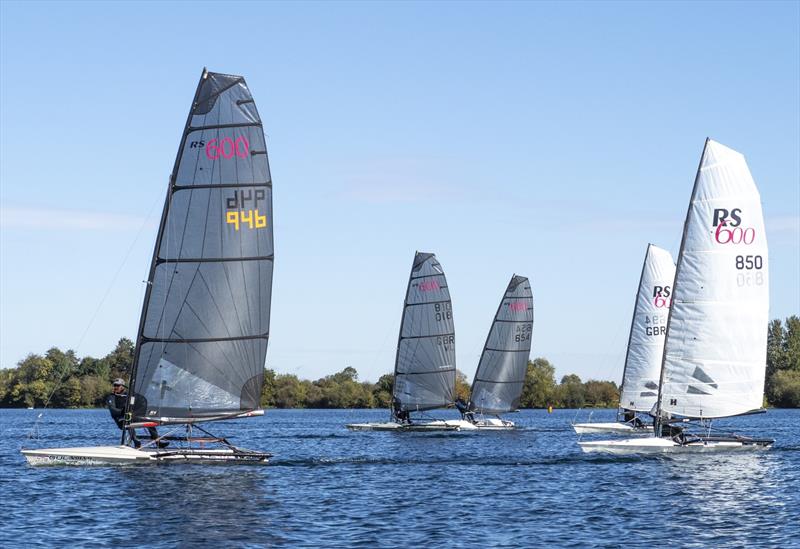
xmin=669 ymin=452 xmax=777 ymax=516
xmin=119 ymin=467 xmax=276 ymax=544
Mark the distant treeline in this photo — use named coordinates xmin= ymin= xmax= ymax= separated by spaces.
xmin=0 ymin=339 xmax=618 ymax=409
xmin=1 ymin=315 xmax=798 ymax=409
xmin=766 ymin=316 xmax=800 ymax=407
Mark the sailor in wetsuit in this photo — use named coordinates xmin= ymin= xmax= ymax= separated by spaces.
xmin=454 ymin=397 xmax=476 ymax=423
xmin=623 ymin=409 xmax=644 ymax=428
xmin=658 ymin=421 xmax=685 ymax=441
xmin=107 ymin=379 xmax=166 ymax=448
xmin=392 ymin=396 xmax=411 ymax=424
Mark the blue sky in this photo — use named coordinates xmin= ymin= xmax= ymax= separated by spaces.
xmin=1 ymin=1 xmax=798 ymax=384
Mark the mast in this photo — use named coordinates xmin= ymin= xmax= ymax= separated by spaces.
xmin=618 ymin=245 xmax=652 ymax=413
xmin=121 ymin=69 xmax=209 ymax=442
xmin=390 ymin=251 xmax=417 ymax=421
xmin=654 ymin=138 xmax=709 ymax=437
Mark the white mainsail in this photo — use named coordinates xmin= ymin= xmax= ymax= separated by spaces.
xmin=619 ymin=244 xmax=675 ymax=413
xmin=658 ymin=139 xmax=769 ymax=419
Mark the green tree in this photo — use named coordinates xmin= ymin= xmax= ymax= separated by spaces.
xmin=372 ymin=373 xmax=394 ymax=408
xmin=766 ymin=319 xmax=787 ymax=379
xmin=583 ymin=380 xmax=619 ymax=408
xmin=766 ymin=316 xmax=800 ymax=406
xmin=454 ymin=369 xmax=471 ymax=402
xmin=54 ymin=377 xmax=82 ymax=408
xmin=272 ymin=374 xmax=308 ymax=408
xmin=768 ymin=370 xmax=800 ymax=407
xmin=557 ymin=374 xmax=585 ymax=408
xmin=260 ymin=368 xmax=277 ymax=407
xmin=106 ymin=338 xmax=134 ymax=379
xmin=76 ymin=356 xmax=110 ymax=379
xmin=520 ymin=358 xmax=557 ymax=408
xmin=784 ymin=316 xmax=800 ymax=371
xmin=7 ymin=354 xmax=55 ymax=407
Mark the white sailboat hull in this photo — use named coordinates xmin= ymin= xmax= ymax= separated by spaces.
xmin=471 ymin=417 xmax=515 ymax=430
xmin=572 ymin=422 xmax=652 ymax=435
xmin=346 ymin=419 xmax=478 ymax=432
xmin=579 ymin=436 xmax=773 ymax=455
xmin=21 ymin=445 xmax=271 ymax=465
xmin=346 ymin=418 xmax=516 ymax=431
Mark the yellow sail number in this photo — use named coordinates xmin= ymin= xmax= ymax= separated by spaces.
xmin=226 ymin=210 xmax=267 ymax=231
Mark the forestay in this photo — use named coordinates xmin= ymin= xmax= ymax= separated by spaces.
xmin=658 ymin=139 xmax=768 ymax=419
xmin=129 ymin=70 xmax=274 ymax=421
xmin=393 ymin=252 xmax=456 ymax=412
xmin=619 ymin=245 xmax=675 ymax=413
xmin=469 ymin=275 xmax=534 ymax=415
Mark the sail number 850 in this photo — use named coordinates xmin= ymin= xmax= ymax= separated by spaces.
xmin=735 ymin=255 xmax=762 ymax=270
xmin=434 ymin=302 xmax=452 ymax=322
xmin=735 ymin=255 xmax=764 ymax=287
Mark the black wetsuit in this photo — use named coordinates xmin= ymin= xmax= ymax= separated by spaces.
xmin=454 ymin=398 xmax=475 ymax=422
xmin=392 ymin=397 xmax=411 ymax=424
xmin=107 ymin=392 xmax=160 ymax=448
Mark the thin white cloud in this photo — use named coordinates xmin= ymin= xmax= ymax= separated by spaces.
xmin=340 ymin=178 xmax=461 ymax=204
xmin=0 ymin=207 xmax=155 ymax=231
xmin=767 ymin=215 xmax=800 ymax=234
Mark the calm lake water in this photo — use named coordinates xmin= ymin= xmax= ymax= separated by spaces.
xmin=1 ymin=408 xmax=798 ymax=547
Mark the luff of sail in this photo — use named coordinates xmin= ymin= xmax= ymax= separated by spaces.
xmin=619 ymin=245 xmax=675 ymax=413
xmin=658 ymin=139 xmax=768 ymax=419
xmin=128 ymin=70 xmax=274 ymax=421
xmin=469 ymin=275 xmax=533 ymax=415
xmin=393 ymin=252 xmax=456 ymax=413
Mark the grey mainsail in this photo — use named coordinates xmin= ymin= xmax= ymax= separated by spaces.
xmin=469 ymin=275 xmax=533 ymax=415
xmin=392 ymin=252 xmax=456 ymax=413
xmin=127 ymin=69 xmax=273 ymax=422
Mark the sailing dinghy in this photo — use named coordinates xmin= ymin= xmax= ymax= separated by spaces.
xmin=580 ymin=139 xmax=773 ymax=454
xmin=347 ymin=252 xmax=469 ymax=431
xmin=22 ymin=69 xmax=275 ymax=465
xmin=461 ymin=275 xmax=533 ymax=430
xmin=572 ymin=244 xmax=674 ymax=435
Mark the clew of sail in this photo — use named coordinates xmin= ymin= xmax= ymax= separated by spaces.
xmin=129 ymin=70 xmax=274 ymax=422
xmin=619 ymin=245 xmax=675 ymax=413
xmin=658 ymin=139 xmax=768 ymax=419
xmin=469 ymin=275 xmax=534 ymax=415
xmin=393 ymin=252 xmax=456 ymax=412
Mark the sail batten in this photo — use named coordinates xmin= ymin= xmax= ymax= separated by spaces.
xmin=619 ymin=245 xmax=675 ymax=413
xmin=469 ymin=275 xmax=534 ymax=415
xmin=127 ymin=70 xmax=274 ymax=422
xmin=392 ymin=252 xmax=456 ymax=413
xmin=656 ymin=139 xmax=768 ymax=420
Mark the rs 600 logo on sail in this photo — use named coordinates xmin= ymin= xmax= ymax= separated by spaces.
xmin=712 ymin=208 xmax=755 ymax=245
